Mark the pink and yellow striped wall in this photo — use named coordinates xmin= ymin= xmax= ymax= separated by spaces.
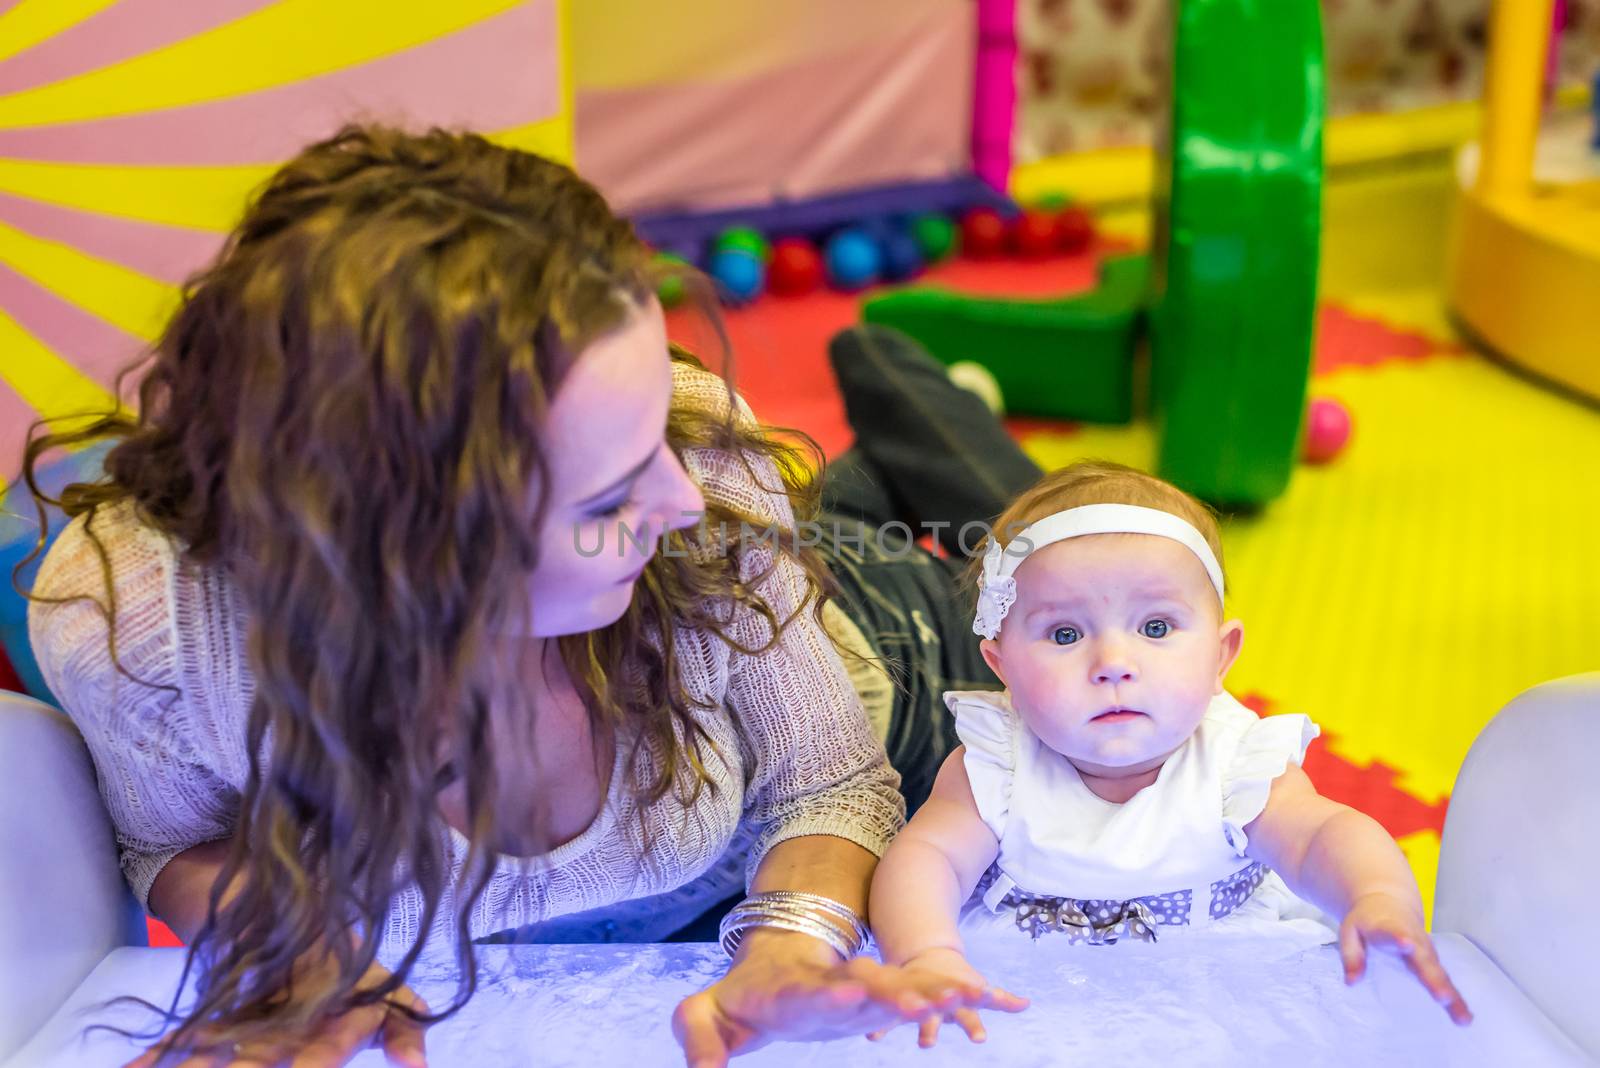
xmin=0 ymin=0 xmax=571 ymax=470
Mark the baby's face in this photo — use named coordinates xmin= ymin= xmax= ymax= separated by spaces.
xmin=982 ymin=534 xmax=1243 ymax=779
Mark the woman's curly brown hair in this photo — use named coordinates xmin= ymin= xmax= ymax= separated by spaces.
xmin=17 ymin=123 xmax=838 ymax=1059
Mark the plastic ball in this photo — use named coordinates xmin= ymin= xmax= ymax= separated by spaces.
xmin=708 ymin=248 xmax=765 ymax=305
xmin=713 ymin=225 xmax=771 ymax=264
xmin=1012 ymin=209 xmax=1062 ymax=259
xmin=824 ymin=228 xmax=883 ymax=290
xmin=857 ymin=216 xmax=900 ymax=245
xmin=768 ymin=237 xmax=824 ymax=296
xmin=880 ymin=229 xmax=926 ymax=282
xmin=1057 ymin=207 xmax=1095 ymax=253
xmin=909 ymin=213 xmax=957 ymax=262
xmin=960 ymin=207 xmax=1008 ymax=259
xmin=653 ymin=252 xmax=690 ymax=309
xmin=1303 ymin=397 xmax=1353 ymax=464
xmin=947 ymin=361 xmax=1004 ymax=415
xmin=655 ymin=237 xmax=703 ymax=264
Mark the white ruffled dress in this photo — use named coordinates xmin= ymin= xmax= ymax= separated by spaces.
xmin=946 ymin=689 xmax=1336 ymax=946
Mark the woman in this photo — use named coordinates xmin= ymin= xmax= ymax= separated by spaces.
xmin=23 ymin=125 xmax=1038 ymax=1067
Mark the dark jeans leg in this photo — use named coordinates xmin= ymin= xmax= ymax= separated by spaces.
xmin=825 ymin=324 xmax=1043 ymax=556
xmin=819 ymin=446 xmax=901 ymax=530
xmin=816 ymin=326 xmax=1045 ymax=816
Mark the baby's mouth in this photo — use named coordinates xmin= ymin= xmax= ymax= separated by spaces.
xmin=1091 ymin=707 xmax=1147 ymax=723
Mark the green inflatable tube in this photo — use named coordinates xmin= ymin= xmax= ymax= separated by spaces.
xmin=1150 ymin=0 xmax=1325 ymax=506
xmin=862 ymin=0 xmax=1325 ymax=506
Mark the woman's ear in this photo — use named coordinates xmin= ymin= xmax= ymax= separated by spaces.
xmin=980 ymin=637 xmax=1007 ymax=686
xmin=1215 ymin=618 xmax=1244 ymax=691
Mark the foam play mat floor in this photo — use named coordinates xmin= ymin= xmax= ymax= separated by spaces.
xmin=676 ymin=242 xmax=1600 ymax=920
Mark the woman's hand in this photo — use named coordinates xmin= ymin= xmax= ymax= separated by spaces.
xmin=866 ymin=946 xmax=1029 ymax=1048
xmin=125 ymin=957 xmax=430 ymax=1068
xmin=671 ymin=929 xmax=989 ymax=1068
xmin=1340 ymin=891 xmax=1472 ymax=1025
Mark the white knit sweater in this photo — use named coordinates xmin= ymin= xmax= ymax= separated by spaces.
xmin=28 ymin=362 xmax=905 ymax=960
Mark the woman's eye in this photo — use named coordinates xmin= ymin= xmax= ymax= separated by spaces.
xmin=1142 ymin=619 xmax=1170 ymax=639
xmin=591 ymin=497 xmax=634 ymax=520
xmin=1052 ymin=627 xmax=1080 ymax=646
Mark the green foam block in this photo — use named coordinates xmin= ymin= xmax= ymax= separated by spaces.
xmin=861 ymin=254 xmax=1150 ymax=424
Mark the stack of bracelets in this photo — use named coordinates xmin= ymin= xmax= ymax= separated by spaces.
xmin=717 ymin=890 xmax=871 ymax=960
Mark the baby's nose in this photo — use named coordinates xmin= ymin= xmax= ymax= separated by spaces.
xmin=1092 ymin=647 xmax=1137 ymax=684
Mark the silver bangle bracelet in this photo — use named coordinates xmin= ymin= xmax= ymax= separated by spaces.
xmin=738 ymin=890 xmax=870 ymax=948
xmin=720 ymin=912 xmax=855 ymax=960
xmin=718 ymin=891 xmax=870 ymax=960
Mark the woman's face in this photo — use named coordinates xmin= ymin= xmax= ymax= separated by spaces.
xmin=522 ymin=298 xmax=704 ymax=637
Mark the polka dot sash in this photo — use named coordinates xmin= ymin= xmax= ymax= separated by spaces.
xmin=978 ymin=862 xmax=1270 ymax=944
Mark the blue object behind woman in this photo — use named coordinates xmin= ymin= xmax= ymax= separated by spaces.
xmin=0 ymin=440 xmax=114 ymax=702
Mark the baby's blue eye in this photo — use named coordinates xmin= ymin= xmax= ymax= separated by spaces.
xmin=1142 ymin=619 xmax=1170 ymax=639
xmin=1052 ymin=627 xmax=1080 ymax=646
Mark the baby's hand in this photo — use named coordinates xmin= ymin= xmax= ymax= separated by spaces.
xmin=1340 ymin=892 xmax=1472 ymax=1025
xmin=866 ymin=947 xmax=1029 ymax=1048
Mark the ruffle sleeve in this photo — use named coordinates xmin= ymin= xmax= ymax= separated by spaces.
xmin=944 ymin=690 xmax=1019 ymax=843
xmin=1220 ymin=712 xmax=1321 ymax=855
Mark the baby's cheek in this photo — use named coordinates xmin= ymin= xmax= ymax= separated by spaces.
xmin=1171 ymin=678 xmax=1220 ymax=728
xmin=1017 ymin=652 xmax=1068 ymax=700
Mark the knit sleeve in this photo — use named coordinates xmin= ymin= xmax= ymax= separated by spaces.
xmin=672 ymin=362 xmax=906 ymax=888
xmin=27 ymin=504 xmax=241 ymax=911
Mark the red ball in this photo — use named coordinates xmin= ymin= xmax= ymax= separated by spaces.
xmin=1012 ymin=209 xmax=1062 ymax=259
xmin=1057 ymin=207 xmax=1094 ymax=253
xmin=1303 ymin=397 xmax=1353 ymax=464
xmin=960 ymin=208 xmax=1008 ymax=259
xmin=768 ymin=237 xmax=824 ymax=296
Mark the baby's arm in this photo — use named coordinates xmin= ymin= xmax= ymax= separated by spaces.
xmin=872 ymin=746 xmax=998 ymax=962
xmin=869 ymin=747 xmax=1027 ymax=1046
xmin=1244 ymin=764 xmax=1471 ymax=1024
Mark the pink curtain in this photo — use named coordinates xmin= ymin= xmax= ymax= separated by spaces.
xmin=573 ymin=1 xmax=974 ymax=215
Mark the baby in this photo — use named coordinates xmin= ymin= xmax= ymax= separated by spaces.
xmin=868 ymin=461 xmax=1470 ymax=1047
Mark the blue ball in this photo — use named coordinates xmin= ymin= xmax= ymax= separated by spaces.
xmin=824 ymin=229 xmax=883 ymax=290
xmin=857 ymin=215 xmax=899 ymax=244
xmin=880 ymin=229 xmax=926 ymax=282
xmin=708 ymin=248 xmax=765 ymax=305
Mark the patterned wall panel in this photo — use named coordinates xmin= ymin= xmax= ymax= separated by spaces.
xmin=1016 ymin=0 xmax=1600 ymax=160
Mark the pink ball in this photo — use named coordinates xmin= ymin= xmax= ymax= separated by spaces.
xmin=1303 ymin=397 xmax=1352 ymax=464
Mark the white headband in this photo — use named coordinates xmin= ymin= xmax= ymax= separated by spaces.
xmin=973 ymin=503 xmax=1225 ymax=639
